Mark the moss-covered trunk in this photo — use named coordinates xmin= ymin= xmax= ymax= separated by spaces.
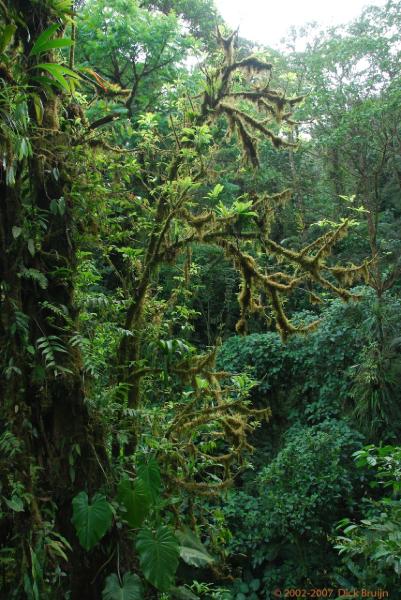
xmin=0 ymin=2 xmax=109 ymax=597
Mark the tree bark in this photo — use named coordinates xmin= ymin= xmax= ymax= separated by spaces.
xmin=0 ymin=3 xmax=109 ymax=596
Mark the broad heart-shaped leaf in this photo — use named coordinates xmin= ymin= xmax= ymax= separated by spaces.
xmin=136 ymin=526 xmax=179 ymax=592
xmin=102 ymin=572 xmax=143 ymax=600
xmin=136 ymin=456 xmax=161 ymax=502
xmin=71 ymin=492 xmax=113 ymax=551
xmin=176 ymin=527 xmax=215 ymax=568
xmin=117 ymin=458 xmax=162 ymax=528
xmin=117 ymin=477 xmax=150 ymax=528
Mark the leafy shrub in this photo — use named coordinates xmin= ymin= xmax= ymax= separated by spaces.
xmin=218 ymin=288 xmax=401 ymax=435
xmin=335 ymin=445 xmax=401 ymax=593
xmin=223 ymin=421 xmax=364 ymax=596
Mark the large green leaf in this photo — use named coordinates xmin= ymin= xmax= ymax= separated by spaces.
xmin=176 ymin=528 xmax=215 ymax=567
xmin=136 ymin=456 xmax=161 ymax=502
xmin=32 ymin=63 xmax=80 ymax=92
xmin=102 ymin=572 xmax=143 ymax=600
xmin=29 ymin=24 xmax=59 ymax=56
xmin=136 ymin=525 xmax=179 ymax=591
xmin=34 ymin=38 xmax=73 ymax=55
xmin=29 ymin=25 xmax=73 ymax=56
xmin=71 ymin=492 xmax=113 ymax=551
xmin=117 ymin=477 xmax=150 ymax=528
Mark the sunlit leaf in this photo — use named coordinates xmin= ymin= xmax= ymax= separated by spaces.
xmin=31 ymin=93 xmax=44 ymax=125
xmin=30 ymin=38 xmax=73 ymax=56
xmin=29 ymin=24 xmax=59 ymax=56
xmin=0 ymin=24 xmax=16 ymax=53
xmin=176 ymin=528 xmax=215 ymax=567
xmin=32 ymin=63 xmax=80 ymax=92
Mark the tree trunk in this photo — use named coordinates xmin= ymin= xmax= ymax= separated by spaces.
xmin=0 ymin=2 xmax=109 ymax=596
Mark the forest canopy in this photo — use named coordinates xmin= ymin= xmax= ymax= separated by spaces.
xmin=1 ymin=0 xmax=401 ymax=598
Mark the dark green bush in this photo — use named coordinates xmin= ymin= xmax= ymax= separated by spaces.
xmin=223 ymin=421 xmax=364 ymax=597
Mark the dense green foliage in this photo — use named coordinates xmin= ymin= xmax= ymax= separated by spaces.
xmin=223 ymin=421 xmax=363 ymax=596
xmin=218 ymin=289 xmax=401 ymax=435
xmin=1 ymin=0 xmax=401 ymax=599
